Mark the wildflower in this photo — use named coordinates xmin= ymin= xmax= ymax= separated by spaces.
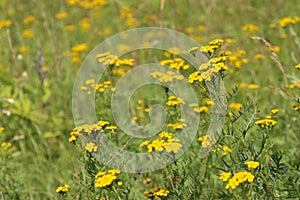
xmin=228 ymin=103 xmax=243 ymax=111
xmin=95 ymin=170 xmax=120 ymax=188
xmin=255 ymin=119 xmax=277 ymax=127
xmin=55 ymin=12 xmax=68 ymax=19
xmin=98 ymin=120 xmax=110 ymax=127
xmin=273 ymin=46 xmax=280 ymax=53
xmin=167 ymin=122 xmax=187 ymax=130
xmin=245 ymin=161 xmax=260 ymax=169
xmin=248 ymin=84 xmax=260 ymax=89
xmin=106 ymin=126 xmax=117 ymax=132
xmin=64 ymin=25 xmax=75 ymax=31
xmin=160 ymin=58 xmax=189 ymax=70
xmin=55 ymin=184 xmax=70 ymax=194
xmin=225 ymin=171 xmax=255 ymax=189
xmin=71 ymin=43 xmax=88 ymax=53
xmin=242 ymin=24 xmax=259 ymax=32
xmin=117 ymin=181 xmax=123 ymax=186
xmin=254 ymin=54 xmax=265 ymax=61
xmin=22 ymin=29 xmax=33 ymax=38
xmin=151 ymin=71 xmax=184 ymax=83
xmin=85 ymin=142 xmax=98 ymax=152
xmin=188 ymin=71 xmax=203 ymax=83
xmin=23 ymin=16 xmax=35 ymax=24
xmin=198 ymin=135 xmax=216 ymax=148
xmin=193 ymin=106 xmax=209 ymax=113
xmin=278 ymin=16 xmax=300 ymax=27
xmin=164 ymin=139 xmax=182 ymax=154
xmin=80 ymin=18 xmax=91 ymax=30
xmin=220 ymin=172 xmax=231 ymax=182
xmin=0 ymin=19 xmax=12 ymax=29
xmin=1 ymin=142 xmax=12 ymax=150
xmin=209 ymin=39 xmax=224 ymax=46
xmin=271 ymin=109 xmax=279 ymax=114
xmin=0 ymin=127 xmax=4 ymax=134
xmin=166 ymin=96 xmax=185 ymax=107
xmin=293 ymin=104 xmax=300 ymax=111
xmin=144 ymin=186 xmax=170 ymax=198
xmin=18 ymin=46 xmax=30 ymax=54
xmin=222 ymin=145 xmax=232 ymax=155
xmin=140 ymin=140 xmax=149 ymax=147
xmin=294 ymin=63 xmax=300 ymax=69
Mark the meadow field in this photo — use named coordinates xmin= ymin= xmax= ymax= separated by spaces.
xmin=0 ymin=0 xmax=300 ymax=199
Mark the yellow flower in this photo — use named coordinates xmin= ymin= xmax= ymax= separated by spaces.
xmin=22 ymin=29 xmax=33 ymax=38
xmin=55 ymin=12 xmax=68 ymax=19
xmin=18 ymin=46 xmax=30 ymax=54
xmin=248 ymin=84 xmax=260 ymax=89
xmin=294 ymin=63 xmax=300 ymax=69
xmin=0 ymin=20 xmax=13 ymax=30
xmin=98 ymin=120 xmax=110 ymax=127
xmin=23 ymin=16 xmax=35 ymax=24
xmin=198 ymin=135 xmax=216 ymax=148
xmin=106 ymin=126 xmax=117 ymax=132
xmin=164 ymin=139 xmax=182 ymax=154
xmin=166 ymin=96 xmax=185 ymax=107
xmin=95 ymin=170 xmax=120 ymax=188
xmin=254 ymin=54 xmax=265 ymax=61
xmin=242 ymin=24 xmax=259 ymax=32
xmin=228 ymin=103 xmax=243 ymax=111
xmin=255 ymin=119 xmax=277 ymax=127
xmin=85 ymin=142 xmax=98 ymax=152
xmin=140 ymin=140 xmax=149 ymax=147
xmin=144 ymin=186 xmax=170 ymax=197
xmin=220 ymin=172 xmax=231 ymax=182
xmin=117 ymin=181 xmax=123 ymax=186
xmin=225 ymin=171 xmax=255 ymax=189
xmin=245 ymin=161 xmax=260 ymax=169
xmin=71 ymin=43 xmax=88 ymax=53
xmin=293 ymin=104 xmax=300 ymax=111
xmin=193 ymin=106 xmax=209 ymax=113
xmin=1 ymin=142 xmax=12 ymax=150
xmin=0 ymin=127 xmax=4 ymax=134
xmin=64 ymin=25 xmax=75 ymax=31
xmin=55 ymin=184 xmax=70 ymax=194
xmin=273 ymin=46 xmax=280 ymax=53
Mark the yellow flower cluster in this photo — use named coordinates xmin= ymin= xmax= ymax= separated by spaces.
xmin=166 ymin=96 xmax=185 ymax=107
xmin=190 ymin=103 xmax=210 ymax=113
xmin=278 ymin=16 xmax=300 ymax=27
xmin=228 ymin=49 xmax=248 ymax=69
xmin=55 ymin=184 xmax=70 ymax=194
xmin=144 ymin=186 xmax=170 ymax=198
xmin=96 ymin=52 xmax=134 ymax=67
xmin=212 ymin=144 xmax=232 ymax=155
xmin=67 ymin=0 xmax=106 ymax=9
xmin=0 ymin=127 xmax=4 ymax=134
xmin=23 ymin=16 xmax=35 ymax=24
xmin=255 ymin=109 xmax=278 ymax=127
xmin=95 ymin=169 xmax=120 ymax=188
xmin=164 ymin=47 xmax=181 ymax=57
xmin=151 ymin=71 xmax=184 ymax=83
xmin=287 ymin=80 xmax=300 ymax=89
xmin=22 ymin=29 xmax=33 ymax=38
xmin=198 ymin=135 xmax=216 ymax=148
xmin=55 ymin=12 xmax=69 ymax=20
xmin=219 ymin=172 xmax=231 ymax=182
xmin=228 ymin=102 xmax=243 ymax=111
xmin=69 ymin=43 xmax=89 ymax=63
xmin=293 ymin=103 xmax=300 ymax=111
xmin=224 ymin=171 xmax=255 ymax=189
xmin=242 ymin=24 xmax=259 ymax=32
xmin=160 ymin=58 xmax=190 ymax=71
xmin=18 ymin=46 xmax=30 ymax=54
xmin=0 ymin=19 xmax=12 ymax=30
xmin=119 ymin=6 xmax=140 ymax=28
xmin=80 ymin=17 xmax=91 ymax=31
xmin=68 ymin=120 xmax=111 ymax=142
xmin=197 ymin=39 xmax=223 ymax=55
xmin=1 ymin=142 xmax=12 ymax=150
xmin=167 ymin=120 xmax=187 ymax=130
xmin=140 ymin=131 xmax=182 ymax=154
xmin=245 ymin=161 xmax=260 ymax=169
xmin=295 ymin=63 xmax=300 ymax=69
xmin=80 ymin=79 xmax=115 ymax=94
xmin=85 ymin=142 xmax=98 ymax=152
